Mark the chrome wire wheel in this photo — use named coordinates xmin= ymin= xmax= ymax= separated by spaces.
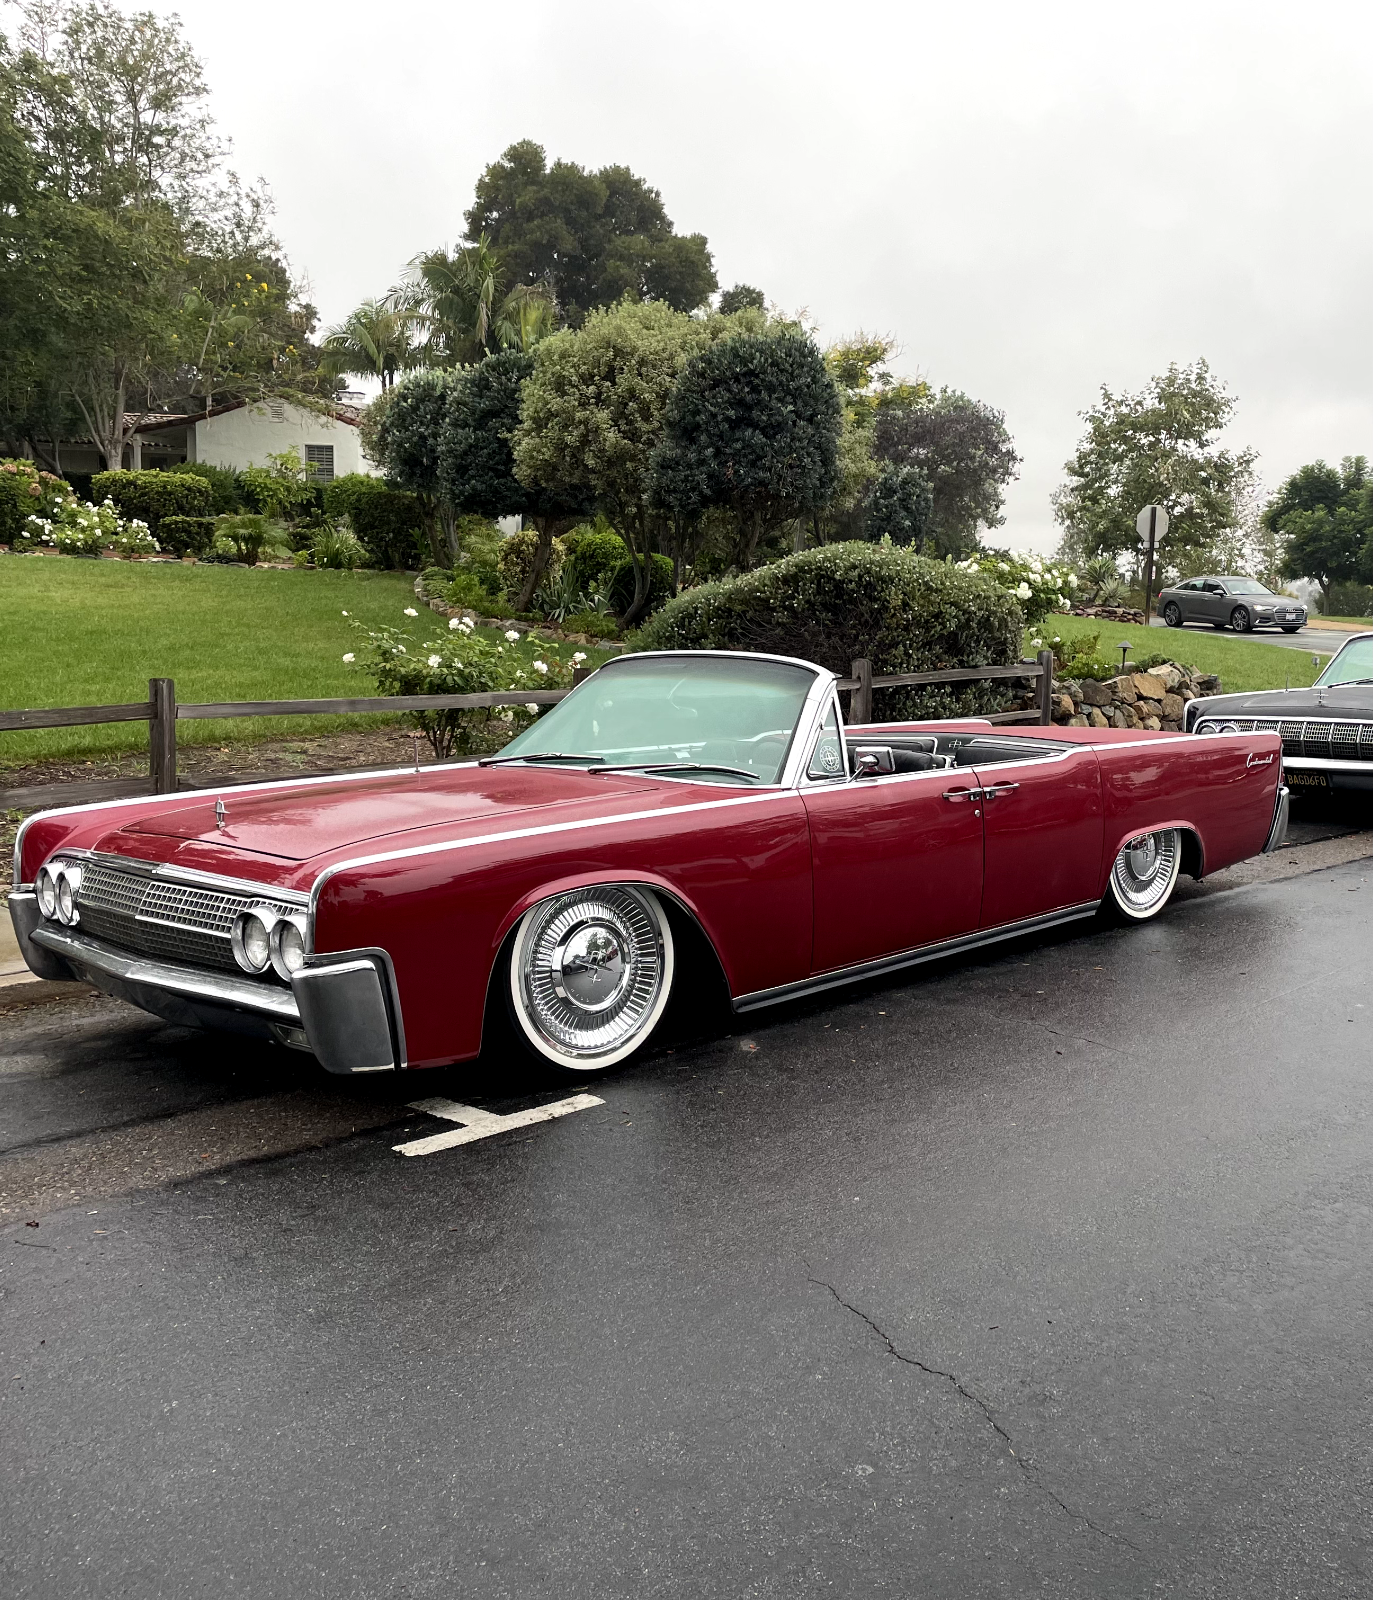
xmin=509 ymin=886 xmax=674 ymax=1070
xmin=1108 ymin=828 xmax=1182 ymax=920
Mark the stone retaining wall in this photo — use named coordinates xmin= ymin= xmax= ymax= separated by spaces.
xmin=1049 ymin=661 xmax=1220 ymax=732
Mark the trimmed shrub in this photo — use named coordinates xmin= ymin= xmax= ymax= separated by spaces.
xmin=609 ymin=553 xmax=674 ymax=618
xmin=443 ymin=570 xmax=504 ymax=613
xmin=181 ymin=462 xmax=245 ymax=513
xmin=323 ymin=474 xmax=423 ymax=568
xmin=91 ymin=470 xmax=212 ymax=533
xmin=157 ymin=515 xmax=216 ymax=556
xmin=498 ymin=529 xmax=566 ymax=601
xmin=0 ymin=459 xmax=70 ymax=543
xmin=454 ymin=515 xmax=505 ymax=596
xmin=561 ymin=523 xmax=628 ymax=596
xmin=634 ymin=542 xmax=1024 ymax=721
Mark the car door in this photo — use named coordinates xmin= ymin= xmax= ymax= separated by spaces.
xmin=800 ymin=707 xmax=983 ymax=973
xmin=1174 ymin=581 xmax=1199 ymax=621
xmin=972 ymin=743 xmax=1104 ymax=929
xmin=1199 ymin=581 xmax=1226 ymax=623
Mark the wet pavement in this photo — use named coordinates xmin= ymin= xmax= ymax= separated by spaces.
xmin=3 ymin=824 xmax=1373 ymax=1597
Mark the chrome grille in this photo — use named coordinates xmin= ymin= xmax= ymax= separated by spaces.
xmin=1201 ymin=716 xmax=1373 ymax=763
xmin=73 ymin=859 xmax=298 ymax=975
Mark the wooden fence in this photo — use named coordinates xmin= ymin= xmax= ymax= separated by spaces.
xmin=0 ymin=651 xmax=1054 ymax=812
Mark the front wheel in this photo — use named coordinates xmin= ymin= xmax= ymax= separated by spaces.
xmin=1105 ymin=829 xmax=1182 ymax=921
xmin=508 ymin=885 xmax=675 ymax=1071
xmin=1162 ymin=602 xmax=1182 ymax=628
xmin=1230 ymin=607 xmax=1252 ymax=633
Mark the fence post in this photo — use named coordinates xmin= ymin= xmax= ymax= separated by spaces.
xmin=572 ymin=666 xmax=591 ymax=686
xmin=1036 ymin=649 xmax=1055 ymax=725
xmin=850 ymin=658 xmax=873 ymax=725
xmin=149 ymin=677 xmax=177 ymax=793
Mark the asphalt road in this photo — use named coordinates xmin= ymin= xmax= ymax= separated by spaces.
xmin=3 ymin=822 xmax=1373 ymax=1598
xmin=1147 ymin=615 xmax=1365 ymax=655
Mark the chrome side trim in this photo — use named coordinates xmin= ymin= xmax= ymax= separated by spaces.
xmin=29 ymin=924 xmax=301 ymax=1020
xmin=307 ymin=787 xmax=799 ymax=918
xmin=732 ymin=902 xmax=1102 ymax=1012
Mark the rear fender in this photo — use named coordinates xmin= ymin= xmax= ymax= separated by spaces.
xmin=1102 ymin=819 xmax=1205 ymax=888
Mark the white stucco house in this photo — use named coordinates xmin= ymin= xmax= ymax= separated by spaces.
xmin=126 ymin=397 xmax=375 ymax=480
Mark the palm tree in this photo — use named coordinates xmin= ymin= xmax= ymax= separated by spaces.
xmin=320 ymin=299 xmax=413 ymax=390
xmin=389 ymin=235 xmax=556 ymax=366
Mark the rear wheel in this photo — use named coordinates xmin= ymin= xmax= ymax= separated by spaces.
xmin=507 ymin=885 xmax=674 ymax=1071
xmin=1105 ymin=829 xmax=1182 ymax=921
xmin=1230 ymin=606 xmax=1252 ymax=632
xmin=1163 ymin=602 xmax=1182 ymax=628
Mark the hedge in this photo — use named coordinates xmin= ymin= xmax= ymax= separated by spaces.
xmin=181 ymin=462 xmax=245 ymax=514
xmin=322 ymin=474 xmax=424 ymax=569
xmin=157 ymin=515 xmax=217 ymax=556
xmin=497 ymin=528 xmax=565 ymax=599
xmin=633 ymin=542 xmax=1024 ymax=720
xmin=90 ymin=470 xmax=212 ymax=533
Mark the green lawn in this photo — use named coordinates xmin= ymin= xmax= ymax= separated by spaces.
xmin=1032 ymin=614 xmax=1329 ymax=695
xmin=0 ymin=556 xmax=608 ymax=765
xmin=1312 ymin=615 xmax=1373 ymax=628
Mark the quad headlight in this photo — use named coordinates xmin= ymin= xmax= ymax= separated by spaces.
xmin=232 ymin=906 xmax=309 ymax=979
xmin=1197 ymin=720 xmax=1219 ymax=735
xmin=36 ymin=860 xmax=83 ymax=925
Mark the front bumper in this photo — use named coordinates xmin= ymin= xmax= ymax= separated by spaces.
xmin=1282 ymin=758 xmax=1373 ymax=792
xmin=9 ymin=892 xmax=403 ymax=1073
xmin=1263 ymin=785 xmax=1290 ymax=852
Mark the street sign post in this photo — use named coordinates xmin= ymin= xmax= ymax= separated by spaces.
xmin=1136 ymin=505 xmax=1169 ymax=625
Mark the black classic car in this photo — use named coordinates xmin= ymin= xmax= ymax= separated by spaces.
xmin=1186 ymin=632 xmax=1373 ymax=793
xmin=1158 ymin=577 xmax=1308 ymax=633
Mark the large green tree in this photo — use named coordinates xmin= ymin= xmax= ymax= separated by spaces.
xmin=1264 ymin=457 xmax=1373 ymax=605
xmin=465 ymin=140 xmax=717 ymax=326
xmin=874 ymin=388 xmax=1020 ymax=557
xmin=650 ymin=329 xmax=842 ymax=570
xmin=437 ymin=350 xmax=589 ymax=608
xmin=370 ymin=368 xmax=465 ymax=562
xmin=1052 ymin=360 xmax=1256 ymax=577
xmin=390 ymin=234 xmax=555 ymax=366
xmin=512 ymin=300 xmax=715 ymax=623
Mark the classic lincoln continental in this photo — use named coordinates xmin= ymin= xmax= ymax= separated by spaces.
xmin=9 ymin=651 xmax=1289 ymax=1075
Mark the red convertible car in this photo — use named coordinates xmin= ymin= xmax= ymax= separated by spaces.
xmin=9 ymin=651 xmax=1288 ymax=1075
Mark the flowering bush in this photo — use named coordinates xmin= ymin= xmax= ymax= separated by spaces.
xmin=0 ymin=459 xmax=71 ymax=544
xmin=26 ymin=496 xmax=156 ymax=556
xmin=345 ymin=608 xmax=577 ymax=759
xmin=955 ymin=549 xmax=1077 ymax=625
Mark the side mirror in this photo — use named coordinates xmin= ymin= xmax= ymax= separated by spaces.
xmin=853 ymin=746 xmax=896 ymax=777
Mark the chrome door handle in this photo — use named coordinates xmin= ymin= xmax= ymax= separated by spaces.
xmin=982 ymin=782 xmax=1020 ymax=799
xmin=942 ymin=786 xmax=982 ymax=802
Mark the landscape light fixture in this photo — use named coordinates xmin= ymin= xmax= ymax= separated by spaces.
xmin=1119 ymin=642 xmax=1133 ymax=672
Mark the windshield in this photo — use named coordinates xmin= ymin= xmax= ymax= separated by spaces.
xmin=1222 ymin=580 xmax=1277 ymax=596
xmin=1317 ymin=636 xmax=1373 ymax=687
xmin=494 ymin=654 xmax=818 ymax=784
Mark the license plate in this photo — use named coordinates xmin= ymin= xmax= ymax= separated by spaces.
xmin=1287 ymin=771 xmax=1330 ymax=789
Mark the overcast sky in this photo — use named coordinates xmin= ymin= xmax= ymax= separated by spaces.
xmin=154 ymin=1 xmax=1373 ymax=549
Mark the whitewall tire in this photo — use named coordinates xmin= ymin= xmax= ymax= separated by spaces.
xmin=509 ymin=885 xmax=675 ymax=1071
xmin=1107 ymin=829 xmax=1182 ymax=920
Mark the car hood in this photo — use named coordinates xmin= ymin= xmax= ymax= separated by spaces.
xmin=103 ymin=764 xmax=656 ymax=863
xmin=1190 ymin=685 xmax=1373 ymax=722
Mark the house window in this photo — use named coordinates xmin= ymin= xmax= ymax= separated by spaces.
xmin=305 ymin=444 xmax=334 ymax=482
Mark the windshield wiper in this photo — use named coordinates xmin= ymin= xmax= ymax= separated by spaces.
xmin=1324 ymin=678 xmax=1373 ymax=687
xmin=591 ymin=761 xmax=762 ymax=783
xmin=476 ymin=752 xmax=605 ymax=767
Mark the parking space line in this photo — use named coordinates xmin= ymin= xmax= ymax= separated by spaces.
xmin=393 ymin=1094 xmax=605 ymax=1157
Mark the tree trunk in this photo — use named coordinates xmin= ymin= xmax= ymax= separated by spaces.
xmin=516 ymin=518 xmax=556 ymax=613
xmin=619 ymin=537 xmax=652 ymax=629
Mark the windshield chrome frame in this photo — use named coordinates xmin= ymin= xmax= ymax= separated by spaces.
xmin=1315 ymin=631 xmax=1373 ymax=688
xmin=513 ymin=650 xmax=835 ymax=790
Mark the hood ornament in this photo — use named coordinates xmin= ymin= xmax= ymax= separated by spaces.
xmin=215 ymin=798 xmax=227 ymax=832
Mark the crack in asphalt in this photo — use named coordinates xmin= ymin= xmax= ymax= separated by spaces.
xmin=1032 ymin=1021 xmax=1129 ymax=1056
xmin=809 ymin=1278 xmax=1142 ymax=1553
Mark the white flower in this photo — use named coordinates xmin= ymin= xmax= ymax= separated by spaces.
xmin=1031 ymin=637 xmax=1043 ymax=647
xmin=341 ymin=609 xmax=349 ymax=616
xmin=1015 ymin=581 xmax=1033 ymax=600
xmin=427 ymin=654 xmax=442 ymax=667
xmin=342 ymin=652 xmax=355 ymax=663
xmin=403 ymin=607 xmax=418 ymax=617
xmin=532 ymin=659 xmax=548 ymax=674
xmin=1066 ymin=574 xmax=1079 ymax=589
xmin=499 ymin=710 xmax=515 ymax=723
xmin=525 ymin=703 xmax=539 ymax=714
xmin=504 ymin=629 xmax=520 ymax=642
xmin=448 ymin=615 xmax=462 ymax=629
xmin=396 ymin=645 xmax=406 ymax=653
xmin=572 ymin=651 xmax=587 ymax=663
xmin=459 ymin=617 xmax=474 ymax=632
